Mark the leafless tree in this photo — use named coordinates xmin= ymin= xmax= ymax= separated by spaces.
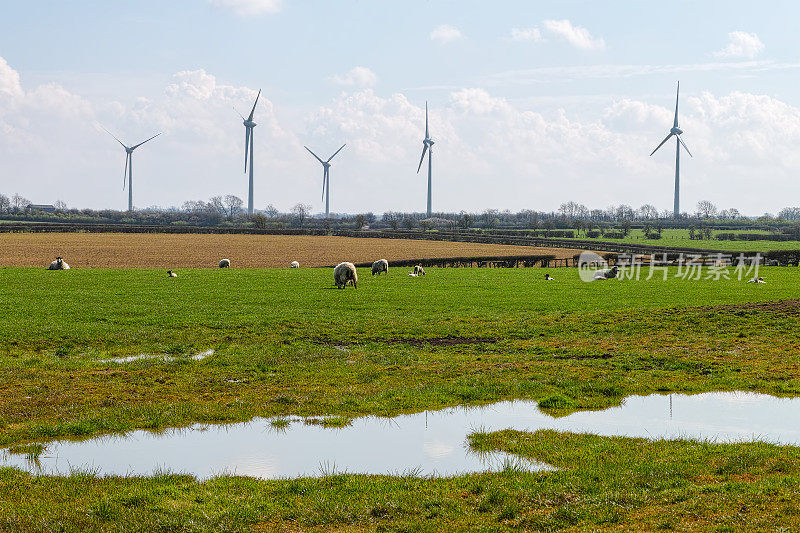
xmin=53 ymin=200 xmax=67 ymax=211
xmin=224 ymin=195 xmax=244 ymax=218
xmin=291 ymin=203 xmax=311 ymax=226
xmin=696 ymin=200 xmax=718 ymax=219
xmin=264 ymin=204 xmax=279 ymax=218
xmin=11 ymin=194 xmax=30 ymax=212
xmin=208 ymin=196 xmax=226 ymax=216
xmin=0 ymin=194 xmax=11 ymax=213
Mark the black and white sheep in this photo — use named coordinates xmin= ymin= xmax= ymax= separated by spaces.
xmin=167 ymin=270 xmax=178 ymax=278
xmin=593 ymin=265 xmax=619 ymax=280
xmin=747 ymin=276 xmax=766 ymax=284
xmin=545 ymin=273 xmax=554 ymax=280
xmin=48 ymin=257 xmax=70 ymax=270
xmin=413 ymin=265 xmax=426 ymax=276
xmin=371 ymin=259 xmax=389 ymax=276
xmin=219 ymin=258 xmax=231 ymax=268
xmin=334 ymin=262 xmax=357 ymax=288
xmin=290 ymin=261 xmax=300 ymax=268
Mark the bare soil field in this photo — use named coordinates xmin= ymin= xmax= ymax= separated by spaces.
xmin=0 ymin=233 xmax=588 ymax=268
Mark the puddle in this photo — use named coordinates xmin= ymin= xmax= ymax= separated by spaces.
xmin=97 ymin=349 xmax=215 ymax=364
xmin=2 ymin=391 xmax=799 ymax=480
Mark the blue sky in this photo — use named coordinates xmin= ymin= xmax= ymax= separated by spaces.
xmin=1 ymin=1 xmax=799 ymax=215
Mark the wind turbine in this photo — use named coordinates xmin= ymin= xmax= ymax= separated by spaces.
xmin=304 ymin=144 xmax=346 ymax=219
xmin=236 ymin=89 xmax=261 ymax=216
xmin=102 ymin=126 xmax=161 ymax=212
xmin=416 ymin=102 xmax=434 ymax=218
xmin=650 ymin=81 xmax=692 ymax=218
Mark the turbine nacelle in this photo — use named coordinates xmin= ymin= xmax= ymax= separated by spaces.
xmin=670 ymin=127 xmax=683 ymax=136
xmin=243 ymin=120 xmax=257 ymax=128
xmin=424 ymin=138 xmax=434 ymax=147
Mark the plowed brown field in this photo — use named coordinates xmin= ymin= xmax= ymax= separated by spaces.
xmin=0 ymin=233 xmax=588 ymax=268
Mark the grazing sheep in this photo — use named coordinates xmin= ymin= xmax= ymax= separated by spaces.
xmin=290 ymin=261 xmax=300 ymax=268
xmin=593 ymin=265 xmax=619 ymax=280
xmin=167 ymin=270 xmax=178 ymax=278
xmin=333 ymin=262 xmax=357 ymax=289
xmin=747 ymin=276 xmax=766 ymax=284
xmin=219 ymin=258 xmax=231 ymax=268
xmin=413 ymin=265 xmax=426 ymax=276
xmin=371 ymin=259 xmax=389 ymax=276
xmin=48 ymin=257 xmax=70 ymax=270
xmin=545 ymin=273 xmax=554 ymax=281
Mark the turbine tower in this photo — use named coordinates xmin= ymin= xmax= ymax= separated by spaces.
xmin=102 ymin=127 xmax=161 ymax=212
xmin=305 ymin=144 xmax=346 ymax=218
xmin=650 ymin=81 xmax=692 ymax=218
xmin=237 ymin=89 xmax=261 ymax=216
xmin=416 ymin=102 xmax=434 ymax=218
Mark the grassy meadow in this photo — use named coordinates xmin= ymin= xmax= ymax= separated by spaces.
xmin=2 ymin=264 xmax=800 ymax=530
xmin=556 ymin=227 xmax=800 ymax=251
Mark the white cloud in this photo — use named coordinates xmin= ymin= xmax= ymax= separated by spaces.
xmin=328 ymin=67 xmax=378 ymax=88
xmin=430 ymin=25 xmax=463 ymax=44
xmin=542 ymin=19 xmax=605 ymax=51
xmin=715 ymin=31 xmax=765 ymax=59
xmin=0 ymin=57 xmax=23 ymax=97
xmin=208 ymin=0 xmax=282 ymax=16
xmin=510 ymin=27 xmax=544 ymax=43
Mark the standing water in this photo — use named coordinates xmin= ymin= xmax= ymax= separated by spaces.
xmin=3 ymin=391 xmax=800 ymax=479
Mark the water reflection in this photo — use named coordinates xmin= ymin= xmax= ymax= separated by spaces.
xmin=2 ymin=391 xmax=799 ymax=480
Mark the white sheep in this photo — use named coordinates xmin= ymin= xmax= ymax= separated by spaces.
xmin=413 ymin=265 xmax=426 ymax=276
xmin=290 ymin=261 xmax=300 ymax=268
xmin=371 ymin=259 xmax=389 ymax=276
xmin=48 ymin=257 xmax=70 ymax=270
xmin=545 ymin=273 xmax=555 ymax=281
xmin=219 ymin=259 xmax=231 ymax=268
xmin=167 ymin=270 xmax=178 ymax=278
xmin=747 ymin=276 xmax=766 ymax=284
xmin=593 ymin=265 xmax=619 ymax=280
xmin=333 ymin=262 xmax=357 ymax=289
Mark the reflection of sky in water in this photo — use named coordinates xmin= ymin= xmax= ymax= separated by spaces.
xmin=3 ymin=391 xmax=799 ymax=480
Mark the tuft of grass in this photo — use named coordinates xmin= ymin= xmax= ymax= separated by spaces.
xmin=538 ymin=393 xmax=575 ymax=410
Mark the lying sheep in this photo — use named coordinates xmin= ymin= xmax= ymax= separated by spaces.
xmin=413 ymin=265 xmax=426 ymax=276
xmin=290 ymin=261 xmax=300 ymax=268
xmin=167 ymin=270 xmax=178 ymax=278
xmin=371 ymin=259 xmax=389 ymax=276
xmin=545 ymin=273 xmax=554 ymax=281
xmin=48 ymin=257 xmax=70 ymax=270
xmin=219 ymin=259 xmax=231 ymax=268
xmin=334 ymin=262 xmax=357 ymax=288
xmin=593 ymin=265 xmax=619 ymax=280
xmin=747 ymin=276 xmax=766 ymax=284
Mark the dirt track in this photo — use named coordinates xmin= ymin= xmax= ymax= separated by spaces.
xmin=1 ymin=233 xmax=588 ymax=268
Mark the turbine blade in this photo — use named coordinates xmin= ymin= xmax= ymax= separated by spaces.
xmin=248 ymin=89 xmax=261 ymax=121
xmin=101 ymin=125 xmax=128 ymax=150
xmin=322 ymin=167 xmax=327 ymax=201
xmin=326 ymin=143 xmax=346 ymax=163
xmin=416 ymin=144 xmax=428 ymax=173
xmin=673 ymin=81 xmax=680 ymax=129
xmin=425 ymin=101 xmax=429 ymax=139
xmin=650 ymin=133 xmax=674 ymax=156
xmin=305 ymin=146 xmax=325 ymax=165
xmin=677 ymin=135 xmax=693 ymax=157
xmin=131 ymin=132 xmax=162 ymax=150
xmin=123 ymin=153 xmax=129 ymax=190
xmin=234 ymin=107 xmax=245 ymax=120
xmin=244 ymin=128 xmax=251 ymax=173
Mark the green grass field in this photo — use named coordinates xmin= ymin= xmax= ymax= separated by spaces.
xmin=2 ymin=265 xmax=800 ymax=530
xmin=558 ymin=227 xmax=800 ymax=251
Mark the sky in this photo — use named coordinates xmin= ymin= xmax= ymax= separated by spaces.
xmin=1 ymin=0 xmax=799 ymax=216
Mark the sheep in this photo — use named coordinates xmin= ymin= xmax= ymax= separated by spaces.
xmin=544 ymin=273 xmax=555 ymax=281
xmin=592 ymin=265 xmax=619 ymax=280
xmin=747 ymin=276 xmax=766 ymax=284
xmin=413 ymin=265 xmax=426 ymax=276
xmin=48 ymin=257 xmax=70 ymax=270
xmin=371 ymin=259 xmax=389 ymax=276
xmin=167 ymin=270 xmax=178 ymax=278
xmin=408 ymin=271 xmax=417 ymax=277
xmin=219 ymin=258 xmax=231 ymax=268
xmin=290 ymin=261 xmax=300 ymax=269
xmin=333 ymin=262 xmax=357 ymax=289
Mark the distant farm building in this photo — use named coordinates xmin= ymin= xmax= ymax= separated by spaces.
xmin=25 ymin=204 xmax=56 ymax=213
